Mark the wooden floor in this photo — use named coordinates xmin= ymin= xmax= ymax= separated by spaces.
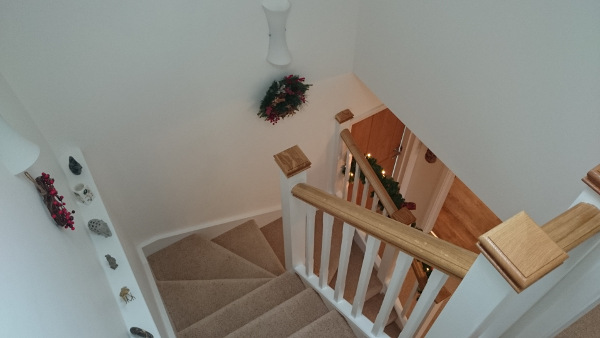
xmin=432 ymin=176 xmax=501 ymax=253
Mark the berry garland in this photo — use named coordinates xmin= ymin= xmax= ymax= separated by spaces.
xmin=25 ymin=172 xmax=75 ymax=230
xmin=258 ymin=75 xmax=311 ymax=125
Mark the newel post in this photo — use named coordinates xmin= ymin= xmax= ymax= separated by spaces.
xmin=274 ymin=145 xmax=312 ymax=271
xmin=330 ymin=109 xmax=354 ymax=196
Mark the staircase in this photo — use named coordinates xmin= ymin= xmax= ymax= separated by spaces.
xmin=148 ymin=217 xmax=398 ymax=337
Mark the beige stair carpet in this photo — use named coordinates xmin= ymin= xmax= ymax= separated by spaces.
xmin=261 ymin=213 xmax=344 ymax=282
xmin=225 ymin=288 xmax=329 ymax=338
xmin=156 ymin=278 xmax=270 ymax=331
xmin=212 ymin=219 xmax=285 ymax=276
xmin=178 ymin=271 xmax=306 ymax=338
xmin=329 ymin=241 xmax=383 ymax=303
xmin=289 ymin=310 xmax=357 ymax=338
xmin=148 ymin=234 xmax=274 ymax=281
xmin=363 ymin=292 xmax=397 ymax=326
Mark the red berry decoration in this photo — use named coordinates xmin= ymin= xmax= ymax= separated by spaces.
xmin=26 ymin=172 xmax=76 ymax=230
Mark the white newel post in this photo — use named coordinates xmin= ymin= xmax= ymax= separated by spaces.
xmin=275 ymin=145 xmax=311 ymax=271
xmin=330 ymin=109 xmax=354 ymax=196
xmin=428 ymin=185 xmax=600 ymax=338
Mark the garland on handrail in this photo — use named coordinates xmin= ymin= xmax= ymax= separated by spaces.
xmin=342 ymin=155 xmax=416 ymax=212
xmin=258 ymin=75 xmax=311 ymax=125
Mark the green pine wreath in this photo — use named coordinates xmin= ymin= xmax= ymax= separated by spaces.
xmin=258 ymin=75 xmax=311 ymax=125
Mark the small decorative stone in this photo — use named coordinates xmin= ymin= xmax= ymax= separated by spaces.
xmin=119 ymin=286 xmax=135 ymax=303
xmin=105 ymin=254 xmax=118 ymax=270
xmin=88 ymin=219 xmax=112 ymax=238
xmin=68 ymin=156 xmax=83 ymax=175
xmin=130 ymin=327 xmax=154 ymax=338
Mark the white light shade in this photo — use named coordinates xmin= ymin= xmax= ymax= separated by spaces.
xmin=0 ymin=115 xmax=40 ymax=175
xmin=262 ymin=0 xmax=292 ymax=66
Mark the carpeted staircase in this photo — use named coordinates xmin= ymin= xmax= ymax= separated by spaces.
xmin=148 ymin=215 xmax=401 ymax=337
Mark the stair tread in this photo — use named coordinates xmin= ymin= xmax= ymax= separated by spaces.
xmin=260 ymin=218 xmax=286 ymax=268
xmin=363 ymin=292 xmax=398 ymax=326
xmin=156 ymin=278 xmax=270 ymax=332
xmin=148 ymin=234 xmax=274 ymax=281
xmin=289 ymin=310 xmax=358 ymax=338
xmin=212 ymin=219 xmax=285 ymax=276
xmin=177 ymin=271 xmax=306 ymax=338
xmin=330 ymin=241 xmax=383 ymax=303
xmin=225 ymin=288 xmax=329 ymax=338
xmin=261 ymin=214 xmax=344 ymax=283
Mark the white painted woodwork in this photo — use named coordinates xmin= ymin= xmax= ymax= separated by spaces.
xmin=335 ymin=223 xmax=356 ymax=302
xmin=372 ymin=251 xmax=413 ymax=335
xmin=279 ymin=170 xmax=307 ymax=270
xmin=305 ymin=205 xmax=317 ymax=277
xmin=320 ymin=212 xmax=334 ymax=288
xmin=401 ymin=282 xmax=419 ymax=318
xmin=416 ymin=301 xmax=443 ymax=338
xmin=377 ymin=245 xmax=400 ymax=284
xmin=400 ymin=269 xmax=448 ymax=338
xmin=371 ymin=194 xmax=380 ymax=212
xmin=352 ymin=235 xmax=381 ymax=317
xmin=361 ymin=180 xmax=370 ymax=208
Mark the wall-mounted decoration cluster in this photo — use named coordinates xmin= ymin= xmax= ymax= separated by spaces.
xmin=105 ymin=254 xmax=118 ymax=270
xmin=258 ymin=74 xmax=311 ymax=125
xmin=72 ymin=183 xmax=94 ymax=205
xmin=25 ymin=172 xmax=75 ymax=230
xmin=119 ymin=286 xmax=135 ymax=303
xmin=130 ymin=327 xmax=154 ymax=338
xmin=68 ymin=156 xmax=82 ymax=175
xmin=88 ymin=219 xmax=112 ymax=237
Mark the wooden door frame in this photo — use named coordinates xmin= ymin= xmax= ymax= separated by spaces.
xmin=346 ymin=104 xmax=454 ymax=233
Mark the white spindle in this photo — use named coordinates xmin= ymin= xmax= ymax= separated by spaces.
xmin=305 ymin=205 xmax=316 ymax=277
xmin=371 ymin=194 xmax=380 ymax=212
xmin=351 ymin=166 xmax=361 ymax=204
xmin=400 ymin=269 xmax=448 ymax=338
xmin=334 ymin=222 xmax=356 ymax=302
xmin=351 ymin=235 xmax=381 ymax=317
xmin=319 ymin=212 xmax=334 ymax=288
xmin=372 ymin=251 xmax=413 ymax=335
xmin=361 ymin=180 xmax=370 ymax=208
xmin=401 ymin=281 xmax=419 ymax=319
xmin=377 ymin=245 xmax=399 ymax=284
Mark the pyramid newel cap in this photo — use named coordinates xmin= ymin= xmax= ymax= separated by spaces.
xmin=274 ymin=145 xmax=311 ymax=178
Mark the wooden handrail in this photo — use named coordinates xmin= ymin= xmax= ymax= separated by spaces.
xmin=291 ymin=183 xmax=478 ymax=279
xmin=340 ymin=128 xmax=409 ymax=223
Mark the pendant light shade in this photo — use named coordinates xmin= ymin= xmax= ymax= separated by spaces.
xmin=262 ymin=0 xmax=292 ymax=66
xmin=0 ymin=115 xmax=40 ymax=175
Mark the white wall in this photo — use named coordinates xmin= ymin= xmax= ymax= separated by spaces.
xmin=0 ymin=75 xmax=127 ymax=337
xmin=404 ymin=144 xmax=446 ymax=225
xmin=354 ymin=1 xmax=600 ymax=224
xmin=0 ymin=0 xmax=370 ymax=247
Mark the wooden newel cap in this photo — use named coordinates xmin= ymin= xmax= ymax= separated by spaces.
xmin=391 ymin=207 xmax=417 ymax=225
xmin=274 ymin=145 xmax=312 ymax=178
xmin=477 ymin=211 xmax=568 ymax=293
xmin=335 ymin=109 xmax=354 ymax=124
xmin=582 ymin=164 xmax=600 ymax=196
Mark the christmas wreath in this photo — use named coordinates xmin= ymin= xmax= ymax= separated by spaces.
xmin=258 ymin=75 xmax=311 ymax=125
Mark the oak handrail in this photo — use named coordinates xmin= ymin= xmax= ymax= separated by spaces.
xmin=340 ymin=128 xmax=412 ymax=223
xmin=291 ymin=183 xmax=478 ymax=279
